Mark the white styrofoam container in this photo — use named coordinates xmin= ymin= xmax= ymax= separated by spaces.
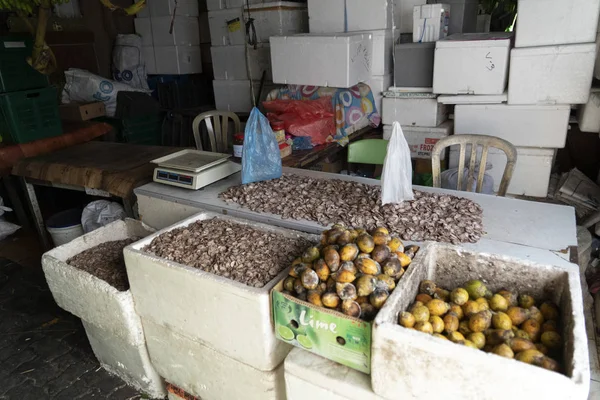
xmin=383 ymin=121 xmax=453 ymax=159
xmin=151 ymin=16 xmax=200 ymax=46
xmin=577 ymin=89 xmax=600 ymax=133
xmin=144 ymin=319 xmax=286 ymax=400
xmin=595 ymin=31 xmax=600 ymax=80
xmin=143 ymin=46 xmax=156 ymax=75
xmin=207 ymin=0 xmax=264 ymax=11
xmin=213 ymin=79 xmax=277 ymax=112
xmin=270 ymin=33 xmax=373 ymax=88
xmin=134 ymin=18 xmax=153 ymax=47
xmin=433 ymin=32 xmax=512 ymax=95
xmin=367 ymin=29 xmax=393 ymax=76
xmin=154 ymin=46 xmax=202 ymax=75
xmin=366 ymin=74 xmax=393 ymax=114
xmin=285 ymin=348 xmax=382 ymax=400
xmin=209 ymin=2 xmax=308 ymax=47
xmin=382 ymin=96 xmax=447 ymax=127
xmin=346 ymin=0 xmax=392 ymax=31
xmin=449 ymin=146 xmax=556 ymax=196
xmin=148 ymin=0 xmax=199 ymax=16
xmin=516 ymin=0 xmax=600 ymax=48
xmin=41 ymin=220 xmax=165 ymax=399
xmin=199 ymin=11 xmax=210 ymax=44
xmin=508 ymin=43 xmax=596 ymax=105
xmin=371 ymin=242 xmax=589 ymax=400
xmin=455 ymin=104 xmax=571 ymax=148
xmin=307 ymin=0 xmax=345 ymax=33
xmin=123 ymin=212 xmax=317 ymax=371
xmin=445 ymin=0 xmax=478 ymax=35
xmin=211 ymin=44 xmax=272 ymax=80
xmin=413 ymin=4 xmax=450 ymax=43
xmin=395 ymin=0 xmax=427 ymax=33
xmin=437 ymin=93 xmax=507 ymax=104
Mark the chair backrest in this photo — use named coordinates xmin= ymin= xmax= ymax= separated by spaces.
xmin=347 ymin=139 xmax=389 ymax=165
xmin=431 ymin=134 xmax=517 ymax=196
xmin=192 ymin=111 xmax=241 ymax=153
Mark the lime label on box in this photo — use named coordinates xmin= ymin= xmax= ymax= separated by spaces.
xmin=272 ymin=290 xmax=371 ymax=373
xmin=227 ymin=18 xmax=241 ymax=33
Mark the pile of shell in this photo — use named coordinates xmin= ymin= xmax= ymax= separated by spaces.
xmin=220 ymin=174 xmax=484 ymax=244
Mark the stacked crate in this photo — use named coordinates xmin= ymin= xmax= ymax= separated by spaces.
xmin=0 ymin=35 xmax=61 ymax=144
xmin=208 ymin=1 xmax=308 ymax=112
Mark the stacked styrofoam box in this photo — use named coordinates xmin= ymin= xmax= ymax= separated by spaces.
xmin=383 ymin=121 xmax=453 ymax=160
xmin=307 ymin=0 xmax=396 ymax=34
xmin=578 ymin=89 xmax=600 ymax=133
xmin=413 ymin=4 xmax=450 ymax=43
xmin=210 ymin=1 xmax=307 ymax=112
xmin=444 ymin=0 xmax=478 ymax=35
xmin=41 ymin=219 xmax=165 ymax=399
xmin=123 ymin=212 xmax=317 ymax=400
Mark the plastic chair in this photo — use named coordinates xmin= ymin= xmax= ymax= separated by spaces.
xmin=431 ymin=134 xmax=517 ymax=197
xmin=347 ymin=139 xmax=389 ymax=165
xmin=192 ymin=111 xmax=241 ymax=153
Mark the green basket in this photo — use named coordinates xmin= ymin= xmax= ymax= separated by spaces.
xmin=0 ymin=86 xmax=62 ymax=144
xmin=0 ymin=35 xmax=49 ymax=93
xmin=122 ymin=114 xmax=164 ymax=145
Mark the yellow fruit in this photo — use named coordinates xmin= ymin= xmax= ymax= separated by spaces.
xmin=536 ymin=343 xmax=549 ymax=355
xmin=467 ymin=332 xmax=486 ymax=349
xmin=540 ymin=302 xmax=559 ymax=321
xmin=369 ymin=289 xmax=389 ymax=309
xmin=302 ymin=246 xmax=321 ymax=263
xmin=412 ymin=305 xmax=430 ymax=323
xmin=336 ymin=283 xmax=357 ymax=301
xmin=342 ymin=299 xmax=361 ymax=318
xmin=476 ymin=298 xmax=490 ymax=311
xmin=293 ymin=278 xmax=306 ymax=295
xmin=355 ymin=275 xmax=377 ymax=297
xmin=313 ymin=259 xmax=330 ymax=281
xmin=458 ymin=320 xmax=472 ymax=336
xmin=449 ymin=303 xmax=464 ymax=320
xmin=339 ymin=243 xmax=359 ymax=262
xmin=430 ymin=316 xmax=445 ymax=333
xmin=398 ymin=311 xmax=416 ymax=328
xmin=507 ymin=338 xmax=536 ymax=353
xmin=469 ymin=311 xmax=492 ymax=333
xmin=427 ymin=299 xmax=450 ymax=317
xmin=518 ymin=294 xmax=535 ymax=309
xmin=540 ymin=331 xmax=562 ymax=349
xmin=375 ymin=274 xmax=396 ymax=291
xmin=434 ymin=288 xmax=450 ymax=302
xmin=336 ymin=230 xmax=352 ymax=246
xmin=291 ymin=257 xmax=303 ymax=267
xmin=371 ymin=245 xmax=391 ymax=263
xmin=371 ymin=227 xmax=389 ymax=236
xmin=323 ymin=248 xmax=341 ymax=272
xmin=443 ymin=313 xmax=460 ymax=333
xmin=290 ymin=263 xmax=310 ymax=278
xmin=450 ymin=288 xmax=469 ymax=306
xmin=492 ymin=312 xmax=513 ymax=330
xmin=489 ymin=294 xmax=509 ymax=312
xmin=382 ymin=258 xmax=403 ymax=279
xmin=542 ymin=320 xmax=558 ymax=333
xmin=540 ymin=357 xmax=560 ymax=372
xmin=414 ymin=321 xmax=434 ymax=334
xmin=283 ymin=276 xmax=295 ymax=292
xmin=463 ymin=280 xmax=492 ymax=300
xmin=448 ymin=331 xmax=466 ymax=344
xmin=506 ymin=307 xmax=530 ymax=326
xmin=497 ymin=290 xmax=518 ymax=307
xmin=355 ymin=258 xmax=381 ymax=275
xmin=388 ymin=237 xmax=404 ymax=252
xmin=528 ymin=306 xmax=544 ymax=324
xmin=348 ymin=229 xmax=359 ymax=241
xmin=464 ymin=340 xmax=478 ymax=349
xmin=419 ymin=280 xmax=437 ymax=296
xmin=322 ymin=292 xmax=340 ymax=308
xmin=373 ymin=232 xmax=391 ymax=246
xmin=514 ymin=329 xmax=530 ymax=340
xmin=396 ymin=252 xmax=412 ymax=268
xmin=521 ymin=319 xmax=541 ymax=342
xmin=410 ymin=301 xmax=424 ymax=311
xmin=433 ymin=333 xmax=448 ymax=340
xmin=486 ymin=329 xmax=515 ymax=346
xmin=356 ymin=296 xmax=369 ymax=305
xmin=356 ymin=233 xmax=375 ymax=254
xmin=307 ymin=290 xmax=323 ymax=307
xmin=493 ymin=344 xmax=514 ymax=359
xmin=416 ymin=294 xmax=433 ymax=304
xmin=334 ymin=270 xmax=356 ymax=283
xmin=463 ymin=300 xmax=480 ymax=318
xmin=515 ymin=349 xmax=545 ymax=365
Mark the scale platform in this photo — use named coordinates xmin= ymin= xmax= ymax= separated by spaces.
xmin=151 ymin=149 xmax=241 ymax=190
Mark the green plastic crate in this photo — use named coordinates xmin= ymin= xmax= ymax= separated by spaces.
xmin=0 ymin=35 xmax=49 ymax=93
xmin=0 ymin=86 xmax=62 ymax=144
xmin=122 ymin=114 xmax=164 ymax=145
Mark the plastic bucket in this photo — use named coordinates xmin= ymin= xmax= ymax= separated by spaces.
xmin=46 ymin=208 xmax=84 ymax=247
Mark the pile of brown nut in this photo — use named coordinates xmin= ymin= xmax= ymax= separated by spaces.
xmin=220 ymin=174 xmax=484 ymax=244
xmin=143 ymin=218 xmax=313 ymax=287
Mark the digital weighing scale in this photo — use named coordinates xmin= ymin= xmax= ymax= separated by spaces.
xmin=151 ymin=149 xmax=241 ymax=190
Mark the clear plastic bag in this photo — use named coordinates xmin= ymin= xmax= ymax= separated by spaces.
xmin=242 ymin=107 xmax=283 ymax=185
xmin=381 ymin=122 xmax=414 ymax=204
xmin=81 ymin=200 xmax=127 ymax=233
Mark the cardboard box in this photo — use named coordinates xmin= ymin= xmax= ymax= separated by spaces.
xmin=59 ymin=102 xmax=106 ymax=121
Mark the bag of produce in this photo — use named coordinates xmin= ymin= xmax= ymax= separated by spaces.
xmin=381 ymin=122 xmax=414 ymax=204
xmin=242 ymin=107 xmax=282 ymax=184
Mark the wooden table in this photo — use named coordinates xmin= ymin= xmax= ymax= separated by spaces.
xmin=12 ymin=141 xmax=183 ymax=249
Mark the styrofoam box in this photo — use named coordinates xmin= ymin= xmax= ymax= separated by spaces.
xmin=145 ymin=320 xmax=286 ymax=400
xmin=134 ymin=0 xmax=149 ymax=18
xmin=213 ymin=79 xmax=277 ymax=112
xmin=455 ymin=104 xmax=571 ymax=148
xmin=413 ymin=4 xmax=450 ymax=43
xmin=508 ymin=43 xmax=596 ymax=105
xmin=395 ymin=0 xmax=427 ymax=34
xmin=142 ymin=46 xmax=156 ymax=75
xmin=449 ymin=146 xmax=556 ymax=197
xmin=383 ymin=121 xmax=453 ymax=160
xmin=154 ymin=46 xmax=202 ymax=75
xmin=134 ymin=18 xmax=153 ymax=47
xmin=516 ymin=0 xmax=600 ymax=48
xmin=366 ymin=74 xmax=393 ymax=114
xmin=394 ymin=42 xmax=435 ymax=88
xmin=371 ymin=242 xmax=590 ymax=400
xmin=123 ymin=212 xmax=317 ymax=371
xmin=270 ymin=33 xmax=373 ymax=88
xmin=151 ymin=16 xmax=200 ymax=46
xmin=211 ymin=44 xmax=272 ymax=81
xmin=445 ymin=0 xmax=478 ymax=35
xmin=207 ymin=0 xmax=264 ymax=11
xmin=199 ymin=12 xmax=210 ymax=44
xmin=346 ymin=0 xmax=392 ymax=31
xmin=365 ymin=29 xmax=393 ymax=76
xmin=437 ymin=93 xmax=507 ymax=104
xmin=148 ymin=0 xmax=199 ymax=16
xmin=433 ymin=32 xmax=512 ymax=95
xmin=41 ymin=219 xmax=165 ymax=399
xmin=307 ymin=0 xmax=345 ymax=33
xmin=595 ymin=31 xmax=600 ymax=80
xmin=285 ymin=348 xmax=382 ymax=400
xmin=577 ymin=89 xmax=600 ymax=133
xmin=209 ymin=2 xmax=308 ymax=47
xmin=382 ymin=97 xmax=447 ymax=127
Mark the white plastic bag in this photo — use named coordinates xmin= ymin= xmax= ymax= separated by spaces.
xmin=81 ymin=200 xmax=127 ymax=234
xmin=381 ymin=122 xmax=414 ymax=204
xmin=61 ymin=68 xmax=150 ymax=117
xmin=0 ymin=197 xmax=20 ymax=241
xmin=113 ymin=34 xmax=150 ymax=90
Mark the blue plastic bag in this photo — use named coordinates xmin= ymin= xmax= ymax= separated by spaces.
xmin=242 ymin=107 xmax=283 ymax=184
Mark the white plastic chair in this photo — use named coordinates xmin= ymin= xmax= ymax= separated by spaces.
xmin=192 ymin=111 xmax=241 ymax=153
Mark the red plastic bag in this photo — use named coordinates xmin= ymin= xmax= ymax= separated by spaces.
xmin=263 ymin=97 xmax=335 ymax=145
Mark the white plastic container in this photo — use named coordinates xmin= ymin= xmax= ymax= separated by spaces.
xmin=577 ymin=89 xmax=600 ymax=133
xmin=307 ymin=0 xmax=345 ymax=33
xmin=346 ymin=0 xmax=392 ymax=31
xmin=134 ymin=17 xmax=153 ymax=47
xmin=142 ymin=46 xmax=156 ymax=75
xmin=213 ymin=80 xmax=277 ymax=112
xmin=371 ymin=242 xmax=589 ymax=400
xmin=211 ymin=44 xmax=272 ymax=80
xmin=368 ymin=29 xmax=393 ymax=76
xmin=433 ymin=32 xmax=512 ymax=95
xmin=382 ymin=96 xmax=447 ymax=127
xmin=445 ymin=0 xmax=478 ymax=34
xmin=366 ymin=74 xmax=393 ymax=114
xmin=154 ymin=46 xmax=202 ymax=74
xmin=144 ymin=319 xmax=286 ymax=400
xmin=413 ymin=4 xmax=450 ymax=43
xmin=207 ymin=0 xmax=264 ymax=11
xmin=123 ymin=212 xmax=317 ymax=371
xmin=396 ymin=0 xmax=427 ymax=33
xmin=46 ymin=209 xmax=84 ymax=247
xmin=383 ymin=121 xmax=453 ymax=159
xmin=455 ymin=104 xmax=571 ymax=148
xmin=148 ymin=0 xmax=199 ymax=16
xmin=270 ymin=32 xmax=373 ymax=88
xmin=508 ymin=44 xmax=596 ymax=105
xmin=151 ymin=16 xmax=200 ymax=46
xmin=41 ymin=220 xmax=165 ymax=399
xmin=449 ymin=146 xmax=556 ymax=196
xmin=515 ymin=0 xmax=600 ymax=48
xmin=209 ymin=2 xmax=308 ymax=46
